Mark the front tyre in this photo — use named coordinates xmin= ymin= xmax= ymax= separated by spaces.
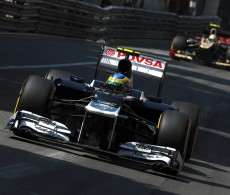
xmin=14 ymin=75 xmax=55 ymax=116
xmin=157 ymin=110 xmax=190 ymax=159
xmin=171 ymin=35 xmax=186 ymax=50
xmin=170 ymin=36 xmax=186 ymax=60
xmin=171 ymin=101 xmax=201 ymax=161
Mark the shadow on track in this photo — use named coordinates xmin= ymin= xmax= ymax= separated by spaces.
xmin=0 ymin=144 xmax=176 ymax=195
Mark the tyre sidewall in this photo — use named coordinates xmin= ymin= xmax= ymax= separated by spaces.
xmin=172 ymin=36 xmax=186 ymax=50
xmin=15 ymin=75 xmax=55 ymax=116
xmin=157 ymin=110 xmax=190 ymax=159
xmin=171 ymin=101 xmax=201 ymax=161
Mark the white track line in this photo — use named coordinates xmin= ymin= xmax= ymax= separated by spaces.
xmin=0 ymin=61 xmax=96 ymax=70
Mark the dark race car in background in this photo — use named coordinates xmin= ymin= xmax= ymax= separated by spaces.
xmin=169 ymin=23 xmax=230 ymax=67
xmin=6 ymin=47 xmax=201 ymax=174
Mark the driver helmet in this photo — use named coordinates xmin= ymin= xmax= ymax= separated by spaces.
xmin=210 ymin=28 xmax=217 ymax=35
xmin=117 ymin=59 xmax=132 ymax=78
xmin=105 ymin=73 xmax=130 ymax=95
xmin=209 ymin=34 xmax=217 ymax=42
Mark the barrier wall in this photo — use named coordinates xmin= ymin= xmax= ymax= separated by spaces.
xmin=0 ymin=0 xmax=221 ymax=41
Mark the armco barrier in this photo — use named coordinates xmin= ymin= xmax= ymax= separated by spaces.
xmin=0 ymin=0 xmax=221 ymax=41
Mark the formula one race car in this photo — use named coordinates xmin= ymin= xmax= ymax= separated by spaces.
xmin=169 ymin=23 xmax=230 ymax=67
xmin=6 ymin=46 xmax=200 ymax=174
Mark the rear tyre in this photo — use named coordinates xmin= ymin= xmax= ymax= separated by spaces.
xmin=157 ymin=110 xmax=190 ymax=159
xmin=45 ymin=69 xmax=73 ymax=81
xmin=14 ymin=75 xmax=55 ymax=116
xmin=171 ymin=101 xmax=201 ymax=161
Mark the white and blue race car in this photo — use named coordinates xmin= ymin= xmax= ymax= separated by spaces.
xmin=6 ymin=46 xmax=201 ymax=174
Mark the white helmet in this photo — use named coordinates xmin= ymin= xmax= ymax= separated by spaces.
xmin=209 ymin=34 xmax=217 ymax=42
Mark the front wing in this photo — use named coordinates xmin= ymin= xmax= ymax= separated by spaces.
xmin=6 ymin=110 xmax=183 ymax=173
xmin=6 ymin=110 xmax=71 ymax=141
xmin=170 ymin=48 xmax=230 ymax=67
xmin=170 ymin=49 xmax=193 ymax=61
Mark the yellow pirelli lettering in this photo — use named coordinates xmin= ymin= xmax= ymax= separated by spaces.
xmin=13 ymin=80 xmax=26 ymax=113
xmin=14 ymin=88 xmax=22 ymax=113
xmin=157 ymin=114 xmax=163 ymax=129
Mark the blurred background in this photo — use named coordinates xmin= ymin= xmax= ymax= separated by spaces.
xmin=1 ymin=0 xmax=229 ymax=44
xmin=84 ymin=0 xmax=230 ymax=30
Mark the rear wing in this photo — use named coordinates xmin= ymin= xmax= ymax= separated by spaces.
xmin=203 ymin=25 xmax=230 ymax=39
xmin=95 ymin=46 xmax=167 ymax=97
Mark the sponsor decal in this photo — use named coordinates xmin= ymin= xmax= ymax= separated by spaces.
xmin=117 ymin=52 xmax=162 ymax=67
xmin=36 ymin=125 xmax=54 ymax=133
xmin=106 ymin=49 xmax=116 ymax=56
xmin=104 ymin=49 xmax=163 ymax=69
xmin=135 ymin=143 xmax=157 ymax=154
xmin=96 ymin=100 xmax=117 ymax=108
xmin=39 ymin=118 xmax=56 ymax=127
xmin=134 ymin=151 xmax=156 ymax=158
xmin=136 ymin=143 xmax=152 ymax=151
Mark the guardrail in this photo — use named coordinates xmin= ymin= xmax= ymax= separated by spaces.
xmin=0 ymin=0 xmax=221 ymax=41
